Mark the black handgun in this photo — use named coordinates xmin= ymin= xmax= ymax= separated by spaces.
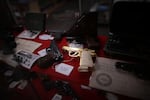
xmin=37 ymin=40 xmax=63 ymax=68
xmin=46 ymin=40 xmax=63 ymax=62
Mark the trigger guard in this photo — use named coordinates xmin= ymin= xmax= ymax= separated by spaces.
xmin=69 ymin=51 xmax=80 ymax=57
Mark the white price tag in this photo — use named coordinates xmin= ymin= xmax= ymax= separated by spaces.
xmin=55 ymin=63 xmax=74 ymax=76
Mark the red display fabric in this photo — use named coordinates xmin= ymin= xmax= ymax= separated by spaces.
xmin=12 ymin=33 xmax=138 ymax=100
xmin=30 ymin=34 xmax=106 ymax=100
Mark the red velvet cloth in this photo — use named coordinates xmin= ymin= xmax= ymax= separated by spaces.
xmin=24 ymin=34 xmax=108 ymax=100
xmin=13 ymin=33 xmax=139 ymax=100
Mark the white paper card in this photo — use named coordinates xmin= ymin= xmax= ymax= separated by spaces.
xmin=37 ymin=49 xmax=47 ymax=57
xmin=55 ymin=63 xmax=74 ymax=76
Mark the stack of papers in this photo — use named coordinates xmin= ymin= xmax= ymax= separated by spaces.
xmin=15 ymin=38 xmax=42 ymax=52
xmin=17 ymin=30 xmax=40 ymax=39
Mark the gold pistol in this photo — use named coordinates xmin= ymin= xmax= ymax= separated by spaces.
xmin=62 ymin=46 xmax=96 ymax=72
